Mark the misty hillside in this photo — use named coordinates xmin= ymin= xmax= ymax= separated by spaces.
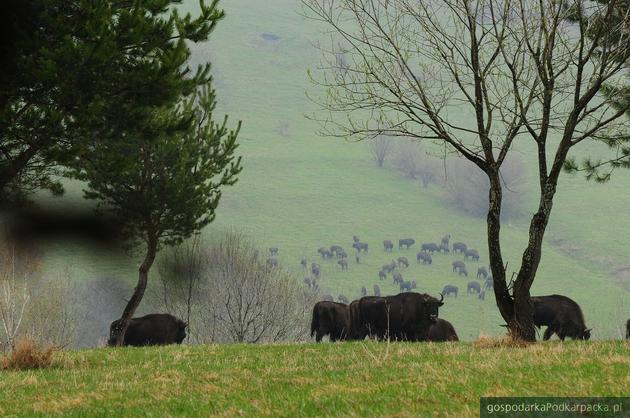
xmin=31 ymin=0 xmax=629 ymax=341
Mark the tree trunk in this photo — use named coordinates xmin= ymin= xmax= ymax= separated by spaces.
xmin=109 ymin=232 xmax=158 ymax=346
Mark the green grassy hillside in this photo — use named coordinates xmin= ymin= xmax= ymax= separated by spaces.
xmin=31 ymin=0 xmax=629 ymax=341
xmin=1 ymin=341 xmax=628 ymax=416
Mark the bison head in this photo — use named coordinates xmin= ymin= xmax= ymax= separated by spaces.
xmin=579 ymin=328 xmax=592 ymax=340
xmin=425 ymin=294 xmax=444 ymax=323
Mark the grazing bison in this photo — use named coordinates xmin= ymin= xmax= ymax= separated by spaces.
xmin=311 ymin=263 xmax=321 ymax=278
xmin=311 ymin=301 xmax=352 ymax=342
xmin=421 ymin=243 xmax=440 ymax=253
xmin=330 ymin=245 xmax=344 ymax=256
xmin=361 ymin=286 xmax=367 ymax=297
xmin=417 ymin=251 xmax=432 ymax=264
xmin=378 ymin=270 xmax=387 ymax=280
xmin=400 ymin=280 xmax=413 ymax=292
xmin=459 ymin=266 xmax=468 ymax=277
xmin=477 ymin=266 xmax=488 ymax=279
xmin=338 ymin=259 xmax=348 ymax=270
xmin=452 ymin=260 xmax=466 ymax=273
xmin=439 ymin=243 xmax=450 ymax=253
xmin=353 ymin=235 xmax=360 ymax=243
xmin=108 ymin=314 xmax=186 ymax=347
xmin=532 ymin=295 xmax=592 ymax=341
xmin=373 ymin=284 xmax=381 ymax=297
xmin=397 ymin=256 xmax=409 ymax=268
xmin=382 ymin=264 xmax=393 ymax=273
xmin=441 ymin=234 xmax=451 ymax=246
xmin=269 ymin=247 xmax=279 ymax=255
xmin=392 ymin=271 xmax=403 ymax=285
xmin=442 ymin=285 xmax=458 ymax=297
xmin=467 ymin=281 xmax=481 ymax=294
xmin=427 ymin=318 xmax=459 ymax=342
xmin=399 ymin=238 xmax=415 ymax=249
xmin=266 ymin=258 xmax=278 ymax=268
xmin=353 ymin=242 xmax=368 ymax=252
xmin=464 ymin=249 xmax=480 ymax=261
xmin=626 ymin=319 xmax=630 ymax=339
xmin=452 ymin=242 xmax=467 ymax=254
xmin=338 ymin=294 xmax=349 ymax=304
xmin=383 ymin=240 xmax=394 ymax=251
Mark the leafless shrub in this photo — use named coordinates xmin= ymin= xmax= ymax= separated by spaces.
xmin=445 ymin=156 xmax=528 ymax=219
xmin=368 ymin=135 xmax=395 ymax=168
xmin=392 ymin=141 xmax=442 ymax=187
xmin=0 ymin=336 xmax=55 ymax=370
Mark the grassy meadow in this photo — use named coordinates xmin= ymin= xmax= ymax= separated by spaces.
xmin=1 ymin=341 xmax=628 ymax=417
xmin=25 ymin=0 xmax=630 ymax=342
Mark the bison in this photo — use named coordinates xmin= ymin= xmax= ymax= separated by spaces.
xmin=330 ymin=245 xmax=344 ymax=256
xmin=442 ymin=285 xmax=458 ymax=297
xmin=626 ymin=319 xmax=630 ymax=339
xmin=478 ymin=290 xmax=486 ymax=300
xmin=464 ymin=249 xmax=480 ymax=261
xmin=353 ymin=235 xmax=360 ymax=243
xmin=383 ymin=240 xmax=394 ymax=251
xmin=338 ymin=259 xmax=348 ymax=270
xmin=532 ymin=294 xmax=591 ymax=341
xmin=439 ymin=243 xmax=450 ymax=253
xmin=373 ymin=284 xmax=381 ymax=297
xmin=400 ymin=280 xmax=413 ymax=292
xmin=452 ymin=260 xmax=466 ymax=273
xmin=427 ymin=318 xmax=459 ymax=342
xmin=421 ymin=243 xmax=440 ymax=253
xmin=311 ymin=301 xmax=352 ymax=342
xmin=378 ymin=270 xmax=387 ymax=280
xmin=392 ymin=271 xmax=403 ymax=285
xmin=452 ymin=242 xmax=467 ymax=254
xmin=441 ymin=234 xmax=451 ymax=246
xmin=353 ymin=242 xmax=368 ymax=252
xmin=484 ymin=277 xmax=493 ymax=290
xmin=108 ymin=313 xmax=186 ymax=347
xmin=311 ymin=263 xmax=321 ymax=278
xmin=467 ymin=281 xmax=481 ymax=294
xmin=399 ymin=238 xmax=415 ymax=249
xmin=416 ymin=251 xmax=432 ymax=264
xmin=269 ymin=247 xmax=279 ymax=255
xmin=300 ymin=258 xmax=307 ymax=268
xmin=397 ymin=256 xmax=409 ymax=268
xmin=477 ymin=266 xmax=488 ymax=279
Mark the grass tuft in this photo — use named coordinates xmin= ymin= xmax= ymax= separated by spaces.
xmin=0 ymin=337 xmax=56 ymax=370
xmin=473 ymin=333 xmax=531 ymax=348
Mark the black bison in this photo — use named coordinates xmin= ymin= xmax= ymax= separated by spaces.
xmin=484 ymin=277 xmax=493 ymax=290
xmin=382 ymin=263 xmax=394 ymax=273
xmin=383 ymin=240 xmax=394 ymax=251
xmin=439 ymin=243 xmax=450 ymax=253
xmin=373 ymin=284 xmax=381 ymax=297
xmin=378 ymin=270 xmax=386 ymax=280
xmin=626 ymin=319 xmax=630 ymax=339
xmin=318 ymin=247 xmax=333 ymax=258
xmin=361 ymin=286 xmax=367 ymax=297
xmin=452 ymin=260 xmax=466 ymax=273
xmin=427 ymin=318 xmax=459 ymax=342
xmin=464 ymin=249 xmax=480 ymax=261
xmin=397 ymin=256 xmax=409 ymax=268
xmin=269 ymin=247 xmax=279 ymax=255
xmin=352 ymin=242 xmax=368 ymax=252
xmin=459 ymin=266 xmax=468 ymax=277
xmin=338 ymin=250 xmax=348 ymax=259
xmin=532 ymin=295 xmax=591 ymax=341
xmin=467 ymin=281 xmax=481 ymax=294
xmin=330 ymin=245 xmax=344 ymax=256
xmin=357 ymin=293 xmax=444 ymax=341
xmin=477 ymin=266 xmax=488 ymax=279
xmin=311 ymin=301 xmax=352 ymax=342
xmin=338 ymin=259 xmax=348 ymax=270
xmin=108 ymin=313 xmax=186 ymax=347
xmin=478 ymin=290 xmax=486 ymax=300
xmin=441 ymin=234 xmax=451 ymax=246
xmin=416 ymin=251 xmax=432 ymax=264
xmin=442 ymin=285 xmax=458 ymax=297
xmin=266 ymin=258 xmax=278 ymax=268
xmin=353 ymin=235 xmax=360 ymax=243
xmin=392 ymin=271 xmax=403 ymax=285
xmin=311 ymin=263 xmax=321 ymax=278
xmin=399 ymin=238 xmax=415 ymax=249
xmin=338 ymin=294 xmax=349 ymax=304
xmin=421 ymin=243 xmax=440 ymax=253
xmin=452 ymin=242 xmax=467 ymax=254
xmin=400 ymin=280 xmax=413 ymax=292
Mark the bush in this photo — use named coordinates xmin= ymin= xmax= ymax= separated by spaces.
xmin=0 ymin=336 xmax=55 ymax=370
xmin=392 ymin=141 xmax=441 ymax=187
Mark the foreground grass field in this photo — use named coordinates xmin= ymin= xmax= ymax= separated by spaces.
xmin=1 ymin=341 xmax=628 ymax=417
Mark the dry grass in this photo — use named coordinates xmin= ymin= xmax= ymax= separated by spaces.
xmin=473 ymin=333 xmax=532 ymax=348
xmin=0 ymin=336 xmax=55 ymax=370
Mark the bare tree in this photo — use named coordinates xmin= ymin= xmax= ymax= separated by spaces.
xmin=393 ymin=141 xmax=441 ymax=187
xmin=368 ymin=134 xmax=395 ymax=167
xmin=303 ymin=0 xmax=630 ymax=340
xmin=0 ymin=245 xmax=30 ymax=351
